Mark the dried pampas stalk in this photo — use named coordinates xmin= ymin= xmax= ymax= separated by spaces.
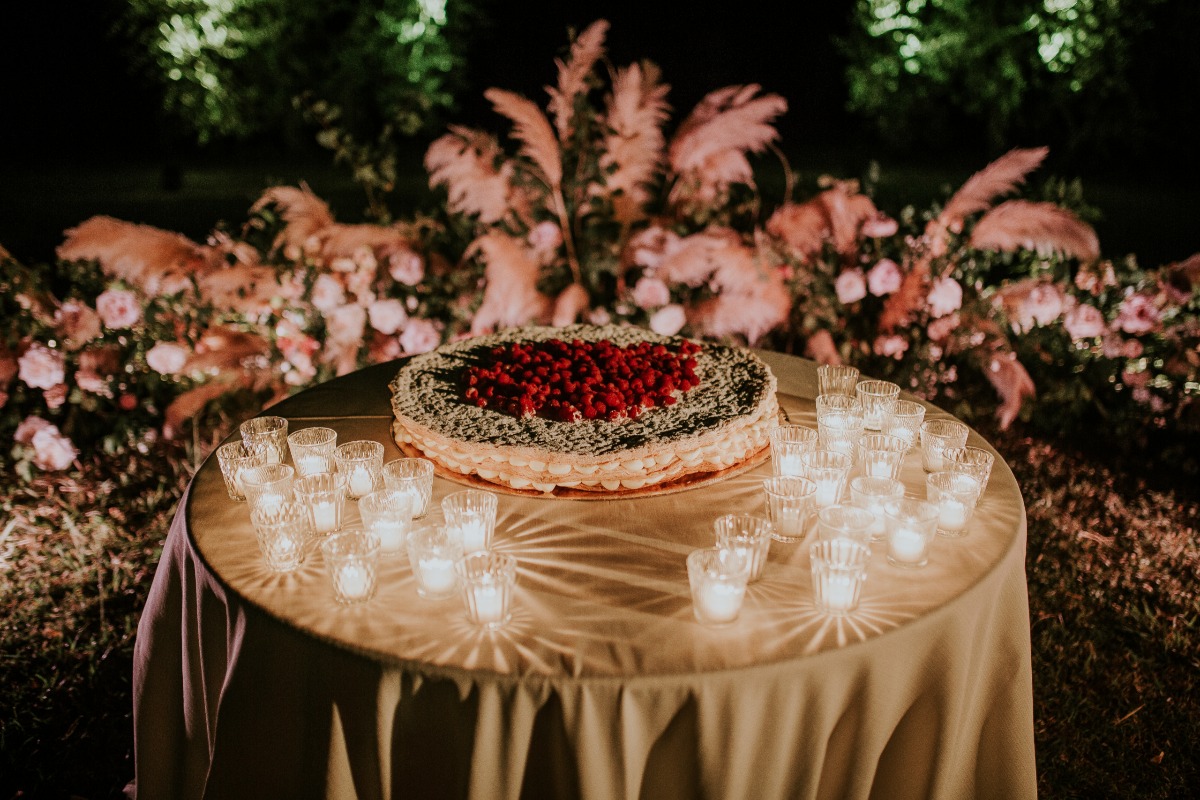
xmin=602 ymin=61 xmax=670 ymax=224
xmin=469 ymin=232 xmax=553 ymax=335
xmin=425 ymin=126 xmax=514 ymax=225
xmin=938 ymin=147 xmax=1049 ymax=230
xmin=57 ymin=215 xmax=214 ymax=296
xmin=485 ymin=88 xmax=563 ymax=190
xmin=985 ymin=351 xmax=1037 ymax=429
xmin=546 ymin=19 xmax=609 ymax=141
xmin=250 ymin=185 xmax=335 ymax=253
xmin=970 ymin=200 xmax=1100 ymax=263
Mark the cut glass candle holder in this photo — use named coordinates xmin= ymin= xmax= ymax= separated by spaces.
xmin=687 ymin=547 xmax=752 ymax=627
xmin=882 ymin=399 xmax=927 ymax=451
xmin=217 ymin=440 xmax=266 ymax=501
xmin=926 ymin=471 xmax=982 ymax=537
xmin=240 ymin=463 xmax=295 ymax=514
xmin=322 ymin=529 xmax=380 ymax=605
xmin=406 ymin=517 xmax=463 ymax=599
xmin=942 ymin=446 xmax=995 ymax=494
xmin=382 ymin=458 xmax=435 ymax=518
xmin=762 ymin=476 xmax=817 ymax=543
xmin=883 ymin=498 xmax=940 ymax=568
xmin=815 ymin=504 xmax=875 ymax=547
xmin=810 ymin=538 xmax=870 ymax=615
xmin=816 ymin=364 xmax=860 ymax=397
xmin=818 ymin=408 xmax=866 ymax=462
xmin=860 ymin=433 xmax=908 ymax=480
xmin=714 ymin=513 xmax=774 ymax=582
xmin=336 ymin=440 xmax=385 ymax=500
xmin=249 ymin=500 xmax=310 ymax=572
xmin=919 ymin=419 xmax=969 ymax=473
xmin=287 ymin=426 xmax=337 ymax=476
xmin=240 ymin=415 xmax=289 ymax=466
xmin=769 ymin=425 xmax=819 ymax=477
xmin=856 ymin=379 xmax=901 ymax=431
xmin=456 ymin=551 xmax=517 ymax=629
xmin=294 ymin=472 xmax=348 ymax=535
xmin=801 ymin=449 xmax=854 ymax=509
xmin=442 ymin=489 xmax=499 ymax=554
xmin=358 ymin=489 xmax=414 ymax=556
xmin=849 ymin=475 xmax=905 ymax=542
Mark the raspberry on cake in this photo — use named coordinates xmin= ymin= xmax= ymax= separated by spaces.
xmin=389 ymin=324 xmax=779 ymax=497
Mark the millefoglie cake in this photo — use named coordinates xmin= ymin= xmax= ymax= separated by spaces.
xmin=389 ymin=324 xmax=779 ymax=496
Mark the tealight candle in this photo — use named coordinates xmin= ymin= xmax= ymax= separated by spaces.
xmin=288 ymin=426 xmax=337 ymax=476
xmin=217 ymin=441 xmax=266 ymax=501
xmin=856 ymin=379 xmax=901 ymax=431
xmin=311 ymin=500 xmax=336 ymax=533
xmin=419 ymin=556 xmax=457 ymax=594
xmin=926 ymin=471 xmax=982 ymax=537
xmin=802 ymin=449 xmax=853 ymax=510
xmin=337 ymin=563 xmax=371 ymax=601
xmin=713 ymin=513 xmax=774 ymax=582
xmin=240 ymin=415 xmax=288 ymax=466
xmin=763 ymin=476 xmax=817 ymax=544
xmin=819 ymin=573 xmax=856 ymax=612
xmin=336 ymin=440 xmax=384 ymax=501
xmin=889 ymin=528 xmax=926 ymax=562
xmin=686 ymin=547 xmax=751 ymax=627
xmin=459 ymin=518 xmax=489 ymax=553
xmin=882 ymin=399 xmax=926 ymax=450
xmin=809 ymin=539 xmax=869 ymax=616
xmin=349 ymin=466 xmax=374 ymax=497
xmin=849 ymin=475 xmax=905 ymax=542
xmin=699 ymin=581 xmax=743 ymax=623
xmin=323 ymin=530 xmax=379 ymax=605
xmin=770 ymin=425 xmax=819 ymax=478
xmin=407 ymin=519 xmax=463 ymax=600
xmin=883 ymin=498 xmax=939 ymax=568
xmin=443 ymin=490 xmax=498 ymax=554
xmin=920 ymin=419 xmax=969 ymax=473
xmin=472 ymin=582 xmax=504 ymax=624
xmin=294 ymin=472 xmax=347 ymax=536
xmin=297 ymin=454 xmax=329 ymax=476
xmin=382 ymin=458 xmax=435 ymax=517
xmin=257 ymin=492 xmax=287 ymax=515
xmin=456 ymin=552 xmax=517 ymax=629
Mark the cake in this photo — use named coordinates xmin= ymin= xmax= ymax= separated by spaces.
xmin=389 ymin=324 xmax=779 ymax=496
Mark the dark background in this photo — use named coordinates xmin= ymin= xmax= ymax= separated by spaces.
xmin=1 ymin=0 xmax=1196 ymax=267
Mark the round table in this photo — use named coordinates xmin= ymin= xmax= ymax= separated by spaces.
xmin=132 ymin=351 xmax=1037 ymax=800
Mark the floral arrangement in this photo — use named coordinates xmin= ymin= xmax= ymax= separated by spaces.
xmin=1 ymin=19 xmax=1196 ymax=476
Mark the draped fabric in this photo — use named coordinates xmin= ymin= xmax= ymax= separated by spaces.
xmin=132 ymin=352 xmax=1037 ymax=799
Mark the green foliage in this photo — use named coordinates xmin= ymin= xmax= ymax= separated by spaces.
xmin=841 ymin=0 xmax=1169 ymax=158
xmin=120 ymin=0 xmax=470 ymax=144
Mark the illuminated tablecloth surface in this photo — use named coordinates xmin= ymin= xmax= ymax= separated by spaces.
xmin=132 ymin=351 xmax=1036 ymax=800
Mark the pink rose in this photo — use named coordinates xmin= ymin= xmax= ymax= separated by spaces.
xmin=368 ymin=299 xmax=408 ymax=335
xmin=927 ymin=277 xmax=963 ymax=318
xmin=43 ymin=384 xmax=67 ymax=409
xmin=867 ymin=259 xmax=902 ymax=297
xmin=31 ymin=424 xmax=78 ymax=471
xmin=15 ymin=415 xmax=52 ymax=444
xmin=527 ymin=221 xmax=563 ymax=264
xmin=649 ymin=304 xmax=687 ymax=336
xmin=311 ymin=274 xmax=345 ymax=312
xmin=325 ymin=304 xmax=367 ymax=345
xmin=926 ymin=313 xmax=960 ymax=342
xmin=345 ymin=269 xmax=376 ymax=305
xmin=96 ymin=289 xmax=142 ymax=329
xmin=18 ymin=343 xmax=65 ymax=389
xmin=1017 ymin=284 xmax=1065 ymax=329
xmin=587 ymin=307 xmax=612 ymax=326
xmin=146 ymin=342 xmax=190 ymax=375
xmin=632 ymin=277 xmax=671 ymax=309
xmin=388 ymin=249 xmax=425 ymax=286
xmin=861 ymin=214 xmax=899 ymax=238
xmin=1063 ymin=303 xmax=1105 ymax=340
xmin=1115 ymin=293 xmax=1161 ymax=335
xmin=1122 ymin=338 xmax=1144 ymax=359
xmin=400 ymin=318 xmax=441 ymax=355
xmin=873 ymin=334 xmax=909 ymax=359
xmin=835 ymin=269 xmax=868 ymax=304
xmin=54 ymin=301 xmax=102 ymax=350
xmin=74 ymin=369 xmax=112 ymax=397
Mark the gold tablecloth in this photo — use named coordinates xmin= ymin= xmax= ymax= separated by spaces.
xmin=132 ymin=351 xmax=1037 ymax=799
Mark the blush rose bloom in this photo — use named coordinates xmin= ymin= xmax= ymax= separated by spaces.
xmin=146 ymin=342 xmax=190 ymax=375
xmin=527 ymin=221 xmax=563 ymax=264
xmin=18 ymin=343 xmax=66 ymax=389
xmin=927 ymin=277 xmax=963 ymax=318
xmin=368 ymin=299 xmax=408 ymax=335
xmin=1018 ymin=284 xmax=1065 ymax=329
xmin=15 ymin=415 xmax=52 ymax=444
xmin=400 ymin=318 xmax=440 ymax=354
xmin=867 ymin=259 xmax=902 ymax=296
xmin=311 ymin=274 xmax=346 ymax=312
xmin=96 ymin=289 xmax=142 ymax=329
xmin=1063 ymin=302 xmax=1105 ymax=340
xmin=834 ymin=269 xmax=867 ymax=304
xmin=55 ymin=300 xmax=102 ymax=349
xmin=1115 ymin=293 xmax=1161 ymax=335
xmin=873 ymin=334 xmax=909 ymax=359
xmin=632 ymin=277 xmax=671 ymax=309
xmin=31 ymin=424 xmax=78 ymax=471
xmin=325 ymin=304 xmax=367 ymax=345
xmin=649 ymin=304 xmax=687 ymax=336
xmin=388 ymin=249 xmax=425 ymax=286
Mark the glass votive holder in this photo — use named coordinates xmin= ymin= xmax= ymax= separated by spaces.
xmin=849 ymin=475 xmax=905 ymax=542
xmin=883 ymin=498 xmax=940 ymax=568
xmin=818 ymin=408 xmax=865 ymax=461
xmin=240 ymin=463 xmax=295 ymax=513
xmin=856 ymin=379 xmax=901 ymax=431
xmin=817 ymin=364 xmax=860 ymax=397
xmin=943 ymin=446 xmax=996 ymax=494
xmin=860 ymin=433 xmax=908 ymax=479
xmin=249 ymin=500 xmax=310 ymax=572
xmin=919 ymin=418 xmax=969 ymax=472
xmin=714 ymin=513 xmax=774 ymax=582
xmin=686 ymin=547 xmax=752 ymax=627
xmin=815 ymin=504 xmax=875 ymax=547
xmin=294 ymin=472 xmax=348 ymax=535
xmin=322 ymin=529 xmax=380 ymax=605
xmin=358 ymin=489 xmax=415 ymax=556
xmin=287 ymin=426 xmax=337 ymax=476
xmin=406 ymin=518 xmax=463 ymax=599
xmin=815 ymin=393 xmax=863 ymax=422
xmin=336 ymin=440 xmax=385 ymax=500
xmin=801 ymin=449 xmax=854 ymax=508
xmin=926 ymin=471 xmax=982 ymax=537
xmin=216 ymin=440 xmax=266 ymax=501
xmin=382 ymin=458 xmax=435 ymax=518
xmin=770 ymin=424 xmax=819 ymax=477
xmin=240 ymin=415 xmax=289 ymax=465
xmin=456 ymin=551 xmax=517 ymax=629
xmin=810 ymin=538 xmax=870 ymax=616
xmin=762 ymin=476 xmax=817 ymax=543
xmin=442 ymin=489 xmax=499 ymax=554
xmin=882 ymin=399 xmax=927 ymax=450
